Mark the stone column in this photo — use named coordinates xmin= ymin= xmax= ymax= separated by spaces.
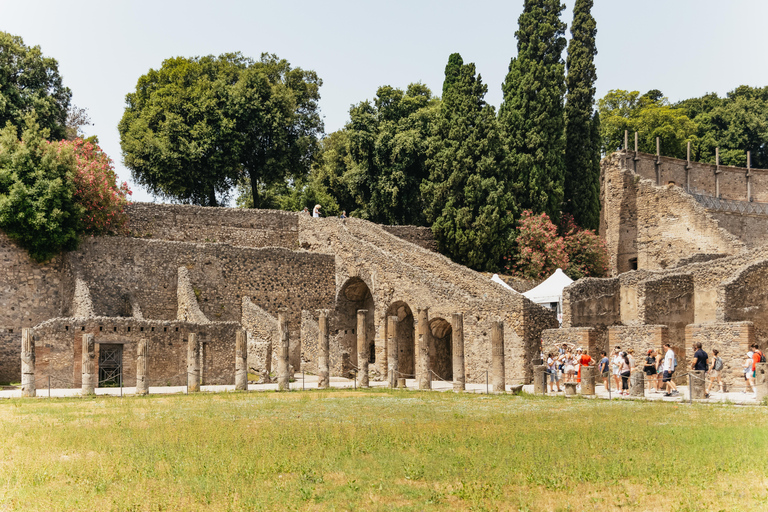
xmin=491 ymin=320 xmax=505 ymax=393
xmin=277 ymin=310 xmax=290 ymax=391
xmin=417 ymin=308 xmax=431 ymax=390
xmin=235 ymin=329 xmax=247 ymax=391
xmin=690 ymin=370 xmax=706 ymax=400
xmin=580 ymin=366 xmax=595 ymax=396
xmin=387 ymin=315 xmax=398 ymax=388
xmin=20 ymin=328 xmax=35 ymax=398
xmin=356 ymin=309 xmax=369 ymax=388
xmin=317 ymin=310 xmax=330 ymax=389
xmin=136 ymin=338 xmax=148 ymax=396
xmin=755 ymin=363 xmax=768 ymax=402
xmin=451 ymin=313 xmax=465 ymax=392
xmin=629 ymin=371 xmax=644 ymax=397
xmin=533 ymin=365 xmax=546 ymax=395
xmin=187 ymin=333 xmax=200 ymax=392
xmin=82 ymin=333 xmax=96 ymax=395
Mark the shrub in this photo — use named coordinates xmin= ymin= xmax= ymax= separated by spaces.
xmin=505 ymin=210 xmax=568 ymax=279
xmin=559 ymin=214 xmax=609 ymax=279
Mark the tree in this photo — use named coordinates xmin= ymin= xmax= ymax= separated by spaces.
xmin=0 ymin=120 xmax=82 ymax=261
xmin=0 ymin=32 xmax=71 ymax=140
xmin=345 ymin=83 xmax=437 ymax=224
xmin=119 ymin=53 xmax=323 ymax=207
xmin=559 ymin=214 xmax=608 ymax=279
xmin=563 ymin=0 xmax=600 ymax=231
xmin=500 ymin=0 xmax=567 ymax=223
xmin=423 ymin=56 xmax=515 ymax=271
xmin=506 ymin=211 xmax=568 ymax=279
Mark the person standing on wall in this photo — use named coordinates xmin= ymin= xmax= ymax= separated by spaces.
xmin=662 ymin=343 xmax=679 ymax=397
xmin=312 ymin=204 xmax=322 ymax=218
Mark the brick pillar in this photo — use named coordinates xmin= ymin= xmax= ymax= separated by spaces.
xmin=417 ymin=308 xmax=431 ymax=390
xmin=533 ymin=365 xmax=546 ymax=395
xmin=756 ymin=363 xmax=768 ymax=402
xmin=136 ymin=338 xmax=148 ymax=396
xmin=187 ymin=333 xmax=200 ymax=392
xmin=451 ymin=313 xmax=465 ymax=392
xmin=20 ymin=328 xmax=35 ymax=398
xmin=317 ymin=310 xmax=330 ymax=389
xmin=629 ymin=371 xmax=644 ymax=397
xmin=580 ymin=366 xmax=595 ymax=396
xmin=277 ymin=310 xmax=290 ymax=391
xmin=387 ymin=315 xmax=398 ymax=388
xmin=82 ymin=333 xmax=96 ymax=395
xmin=357 ymin=309 xmax=369 ymax=388
xmin=491 ymin=320 xmax=505 ymax=393
xmin=235 ymin=329 xmax=247 ymax=391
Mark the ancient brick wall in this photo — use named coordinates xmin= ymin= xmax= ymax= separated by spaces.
xmin=0 ymin=329 xmax=18 ymax=384
xmin=541 ymin=327 xmax=601 ymax=359
xmin=718 ymin=259 xmax=768 ymax=347
xmin=381 ymin=226 xmax=437 ymax=252
xmin=685 ymin=322 xmax=754 ymax=389
xmin=30 ymin=317 xmax=240 ymax=388
xmin=607 ymin=325 xmax=670 ymax=366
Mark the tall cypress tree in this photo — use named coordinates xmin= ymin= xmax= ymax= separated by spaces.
xmin=500 ymin=0 xmax=567 ymax=223
xmin=423 ymin=55 xmax=516 ymax=271
xmin=442 ymin=53 xmax=464 ymax=97
xmin=564 ymin=0 xmax=600 ymax=231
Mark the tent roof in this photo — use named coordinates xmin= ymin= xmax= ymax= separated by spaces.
xmin=490 ymin=274 xmax=516 ymax=292
xmin=522 ymin=268 xmax=573 ymax=304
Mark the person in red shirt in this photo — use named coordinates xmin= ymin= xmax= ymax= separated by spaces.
xmin=752 ymin=344 xmax=764 ymax=378
xmin=576 ymin=347 xmax=592 ymax=383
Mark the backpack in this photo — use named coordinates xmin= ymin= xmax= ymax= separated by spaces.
xmin=758 ymin=351 xmax=766 ymax=363
xmin=713 ymin=357 xmax=724 ymax=372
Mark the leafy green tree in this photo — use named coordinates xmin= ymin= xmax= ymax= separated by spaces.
xmin=0 ymin=32 xmax=71 ymax=140
xmin=597 ymin=89 xmax=697 ymax=158
xmin=346 ymin=83 xmax=437 ymax=224
xmin=423 ymin=56 xmax=515 ymax=271
xmin=0 ymin=120 xmax=82 ymax=261
xmin=442 ymin=53 xmax=464 ymax=97
xmin=500 ymin=0 xmax=567 ymax=223
xmin=563 ymin=0 xmax=600 ymax=231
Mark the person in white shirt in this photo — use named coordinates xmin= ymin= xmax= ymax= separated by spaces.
xmin=662 ymin=343 xmax=679 ymax=396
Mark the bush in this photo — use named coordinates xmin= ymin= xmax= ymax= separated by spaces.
xmin=559 ymin=214 xmax=609 ymax=279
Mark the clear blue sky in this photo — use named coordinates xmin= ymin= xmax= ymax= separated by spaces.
xmin=3 ymin=0 xmax=768 ymax=203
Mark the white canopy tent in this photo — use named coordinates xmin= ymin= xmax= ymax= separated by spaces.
xmin=521 ymin=268 xmax=573 ymax=324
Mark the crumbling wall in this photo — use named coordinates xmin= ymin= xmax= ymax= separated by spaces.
xmin=541 ymin=327 xmax=600 ymax=359
xmin=607 ymin=325 xmax=670 ymax=369
xmin=241 ymin=297 xmax=278 ymax=375
xmin=381 ymin=225 xmax=437 ymax=252
xmin=718 ymin=259 xmax=768 ymax=346
xmin=685 ymin=322 xmax=754 ymax=389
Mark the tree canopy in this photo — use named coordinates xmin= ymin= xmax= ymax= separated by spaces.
xmin=0 ymin=31 xmax=71 ymax=140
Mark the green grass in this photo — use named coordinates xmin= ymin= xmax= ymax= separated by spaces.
xmin=1 ymin=390 xmax=767 ymax=511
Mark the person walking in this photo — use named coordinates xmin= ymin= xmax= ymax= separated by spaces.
xmin=643 ymin=349 xmax=657 ymax=391
xmin=546 ymin=352 xmax=561 ymax=392
xmin=563 ymin=348 xmax=576 ymax=383
xmin=663 ymin=343 xmax=679 ymax=397
xmin=576 ymin=347 xmax=592 ymax=384
xmin=706 ymin=349 xmax=725 ymax=395
xmin=690 ymin=342 xmax=709 ymax=398
xmin=611 ymin=348 xmax=623 ymax=392
xmin=598 ymin=350 xmax=610 ymax=391
xmin=655 ymin=349 xmax=665 ymax=392
xmin=619 ymin=352 xmax=631 ymax=395
xmin=744 ymin=349 xmax=756 ymax=394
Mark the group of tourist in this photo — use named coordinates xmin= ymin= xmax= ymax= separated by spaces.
xmin=301 ymin=205 xmax=347 ymax=219
xmin=544 ymin=342 xmax=765 ymax=398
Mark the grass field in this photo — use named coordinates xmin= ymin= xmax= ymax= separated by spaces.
xmin=1 ymin=390 xmax=767 ymax=511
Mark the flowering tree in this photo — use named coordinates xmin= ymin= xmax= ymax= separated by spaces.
xmin=560 ymin=214 xmax=609 ymax=279
xmin=60 ymin=138 xmax=132 ymax=235
xmin=506 ymin=211 xmax=569 ymax=279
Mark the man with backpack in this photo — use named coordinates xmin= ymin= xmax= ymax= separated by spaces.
xmin=663 ymin=343 xmax=679 ymax=397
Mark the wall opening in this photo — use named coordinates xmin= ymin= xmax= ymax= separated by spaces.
xmin=386 ymin=301 xmax=415 ymax=378
xmin=429 ymin=318 xmax=453 ymax=380
xmin=98 ymin=344 xmax=123 ymax=387
xmin=334 ymin=277 xmax=374 ymax=377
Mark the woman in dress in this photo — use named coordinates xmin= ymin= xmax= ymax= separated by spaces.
xmin=563 ymin=348 xmax=576 ymax=383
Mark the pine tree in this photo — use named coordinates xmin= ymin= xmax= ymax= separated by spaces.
xmin=423 ymin=55 xmax=516 ymax=271
xmin=500 ymin=0 xmax=567 ymax=223
xmin=564 ymin=0 xmax=600 ymax=231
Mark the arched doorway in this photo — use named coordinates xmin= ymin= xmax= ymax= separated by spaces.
xmin=333 ymin=277 xmax=375 ymax=377
xmin=385 ymin=301 xmax=415 ymax=379
xmin=429 ymin=317 xmax=453 ymax=380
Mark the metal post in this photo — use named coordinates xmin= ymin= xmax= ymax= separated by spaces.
xmin=486 ymin=370 xmax=489 ymax=395
xmin=48 ymin=376 xmax=50 ymax=398
xmin=302 ymin=370 xmax=305 ymax=391
xmin=608 ymin=372 xmax=611 ymax=400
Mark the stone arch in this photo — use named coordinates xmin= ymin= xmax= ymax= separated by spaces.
xmin=386 ymin=301 xmax=415 ymax=378
xmin=429 ymin=317 xmax=453 ymax=380
xmin=332 ymin=277 xmax=375 ymax=377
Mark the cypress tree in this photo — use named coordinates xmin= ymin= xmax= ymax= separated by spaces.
xmin=564 ymin=0 xmax=600 ymax=230
xmin=442 ymin=53 xmax=464 ymax=97
xmin=500 ymin=0 xmax=567 ymax=223
xmin=423 ymin=55 xmax=516 ymax=271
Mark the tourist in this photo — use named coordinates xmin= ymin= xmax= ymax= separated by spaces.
xmin=547 ymin=352 xmax=561 ymax=392
xmin=643 ymin=349 xmax=657 ymax=391
xmin=576 ymin=347 xmax=592 ymax=384
xmin=662 ymin=343 xmax=679 ymax=396
xmin=619 ymin=352 xmax=631 ymax=395
xmin=301 ymin=206 xmax=310 ymax=215
xmin=598 ymin=350 xmax=610 ymax=391
xmin=611 ymin=347 xmax=623 ymax=391
xmin=706 ymin=349 xmax=725 ymax=395
xmin=655 ymin=349 xmax=665 ymax=392
xmin=563 ymin=347 xmax=576 ymax=383
xmin=752 ymin=344 xmax=764 ymax=380
xmin=312 ymin=204 xmax=322 ymax=218
xmin=744 ymin=349 xmax=755 ymax=393
xmin=339 ymin=210 xmax=347 ymax=219
xmin=627 ymin=348 xmax=636 ymax=370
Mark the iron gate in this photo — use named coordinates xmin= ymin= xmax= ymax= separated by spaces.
xmin=98 ymin=344 xmax=123 ymax=387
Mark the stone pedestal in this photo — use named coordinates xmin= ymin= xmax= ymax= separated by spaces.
xmin=357 ymin=309 xmax=369 ymax=388
xmin=533 ymin=365 xmax=546 ymax=395
xmin=187 ymin=333 xmax=200 ymax=392
xmin=397 ymin=378 xmax=406 ymax=389
xmin=564 ymin=382 xmax=577 ymax=396
xmin=491 ymin=321 xmax=505 ymax=393
xmin=21 ymin=328 xmax=35 ymax=398
xmin=277 ymin=310 xmax=290 ymax=391
xmin=452 ymin=313 xmax=465 ymax=392
xmin=629 ymin=371 xmax=644 ymax=397
xmin=417 ymin=308 xmax=431 ymax=390
xmin=690 ymin=370 xmax=706 ymax=400
xmin=754 ymin=363 xmax=767 ymax=402
xmin=235 ymin=329 xmax=247 ymax=391
xmin=136 ymin=338 xmax=148 ymax=396
xmin=82 ymin=333 xmax=96 ymax=395
xmin=318 ymin=310 xmax=330 ymax=389
xmin=580 ymin=366 xmax=595 ymax=396
xmin=387 ymin=316 xmax=398 ymax=389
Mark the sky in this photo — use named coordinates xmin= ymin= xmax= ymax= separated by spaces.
xmin=3 ymin=0 xmax=768 ymax=203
